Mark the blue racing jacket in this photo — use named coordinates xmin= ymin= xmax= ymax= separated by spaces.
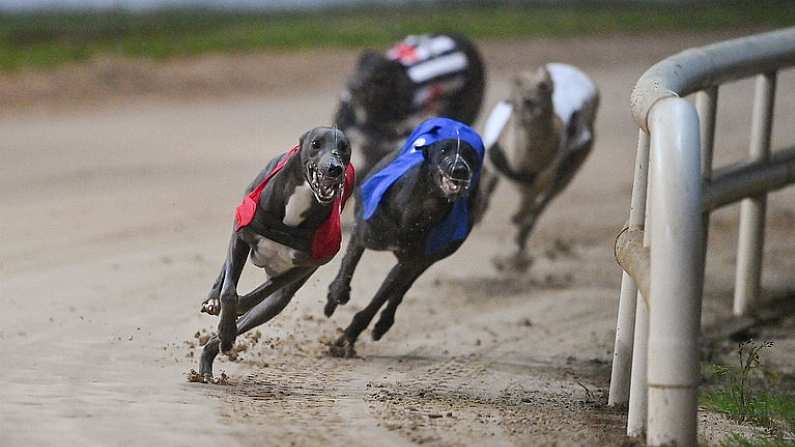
xmin=359 ymin=117 xmax=485 ymax=256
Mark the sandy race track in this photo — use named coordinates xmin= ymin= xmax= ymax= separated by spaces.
xmin=2 ymin=33 xmax=795 ymax=446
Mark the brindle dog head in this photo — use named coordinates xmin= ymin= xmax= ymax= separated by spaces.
xmin=511 ymin=66 xmax=554 ymax=127
xmin=299 ymin=127 xmax=351 ymax=204
xmin=346 ymin=50 xmax=412 ymax=123
xmin=420 ymin=137 xmax=479 ymax=202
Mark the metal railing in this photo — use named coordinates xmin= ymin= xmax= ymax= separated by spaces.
xmin=607 ymin=27 xmax=795 ymax=446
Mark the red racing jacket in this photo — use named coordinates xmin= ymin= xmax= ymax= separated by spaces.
xmin=234 ymin=145 xmax=355 ymax=263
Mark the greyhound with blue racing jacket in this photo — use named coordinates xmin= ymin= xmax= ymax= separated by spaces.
xmin=323 ymin=118 xmax=486 ymax=357
xmin=198 ymin=126 xmax=355 ymax=380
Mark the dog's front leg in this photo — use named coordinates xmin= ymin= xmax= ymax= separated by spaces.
xmin=509 ymin=139 xmax=593 ymax=264
xmin=371 ymin=261 xmax=431 ymax=341
xmin=201 ymin=232 xmax=255 ymax=315
xmin=330 ymin=262 xmax=422 ymax=358
xmin=200 ymin=267 xmax=225 ymax=315
xmin=199 ymin=269 xmax=313 ymax=379
xmin=502 ymin=177 xmax=566 ymax=272
xmin=493 ymin=190 xmax=536 ymax=272
xmin=325 ymin=234 xmax=365 ymax=317
xmin=510 ymin=186 xmax=537 ymax=225
xmin=218 ymin=233 xmax=249 ymax=354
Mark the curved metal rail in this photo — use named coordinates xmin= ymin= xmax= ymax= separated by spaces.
xmin=608 ymin=27 xmax=795 ymax=446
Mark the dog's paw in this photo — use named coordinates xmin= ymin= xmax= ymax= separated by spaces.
xmin=217 ymin=315 xmax=237 ymax=354
xmin=327 ymin=336 xmax=357 ymax=358
xmin=371 ymin=317 xmax=394 ymax=341
xmin=325 ymin=283 xmax=351 ymax=317
xmin=493 ymin=252 xmax=534 ymax=273
xmin=201 ymin=297 xmax=220 ymax=315
xmin=328 ymin=282 xmax=351 ymax=305
xmin=198 ymin=340 xmax=218 ymax=379
xmin=323 ymin=300 xmax=338 ymax=318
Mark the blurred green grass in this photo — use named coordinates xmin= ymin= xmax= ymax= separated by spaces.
xmin=1 ymin=1 xmax=794 ymax=71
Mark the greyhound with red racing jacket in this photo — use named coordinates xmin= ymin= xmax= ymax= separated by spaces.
xmin=198 ymin=127 xmax=354 ymax=380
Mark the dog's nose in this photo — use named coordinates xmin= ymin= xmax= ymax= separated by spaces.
xmin=451 ymin=164 xmax=470 ymax=180
xmin=327 ymin=163 xmax=344 ymax=178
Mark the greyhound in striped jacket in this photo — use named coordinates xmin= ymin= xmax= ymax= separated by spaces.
xmin=335 ymin=33 xmax=485 ymax=180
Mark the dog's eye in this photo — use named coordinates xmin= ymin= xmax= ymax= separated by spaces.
xmin=311 ymin=139 xmax=321 ymax=149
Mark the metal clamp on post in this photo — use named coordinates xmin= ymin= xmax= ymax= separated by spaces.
xmin=614 ymin=226 xmax=650 ymax=305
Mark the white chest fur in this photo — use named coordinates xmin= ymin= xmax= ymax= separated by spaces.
xmin=248 ymin=181 xmax=316 ymax=275
xmin=250 ymin=236 xmax=300 ymax=275
xmin=283 ymin=181 xmax=315 ymax=226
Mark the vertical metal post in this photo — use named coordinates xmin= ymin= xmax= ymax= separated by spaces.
xmin=696 ymin=86 xmax=718 ymax=293
xmin=609 ymin=130 xmax=650 ymax=407
xmin=646 ymin=97 xmax=705 ymax=447
xmin=627 ymin=175 xmax=652 ymax=437
xmin=697 ymin=87 xmax=718 ymax=191
xmin=734 ymin=72 xmax=776 ymax=316
xmin=627 ymin=280 xmax=649 ymax=438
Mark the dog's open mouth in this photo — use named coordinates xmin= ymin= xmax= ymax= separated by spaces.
xmin=438 ymin=170 xmax=471 ymax=197
xmin=307 ymin=163 xmax=343 ymax=204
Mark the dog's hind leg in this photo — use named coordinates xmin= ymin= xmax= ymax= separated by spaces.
xmin=371 ymin=262 xmax=431 ymax=341
xmin=237 ymin=267 xmax=314 ymax=315
xmin=199 ymin=269 xmax=314 ymax=379
xmin=325 ymin=235 xmax=365 ymax=317
xmin=217 ymin=234 xmax=249 ymax=355
xmin=235 ymin=269 xmax=314 ymax=333
xmin=330 ymin=262 xmax=427 ymax=357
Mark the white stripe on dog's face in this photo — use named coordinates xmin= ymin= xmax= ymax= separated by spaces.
xmin=283 ymin=181 xmax=315 ymax=226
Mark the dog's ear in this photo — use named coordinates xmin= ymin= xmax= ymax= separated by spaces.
xmin=299 ymin=129 xmax=312 ymax=148
xmin=535 ymin=66 xmax=553 ymax=94
xmin=510 ymin=72 xmax=531 ymax=104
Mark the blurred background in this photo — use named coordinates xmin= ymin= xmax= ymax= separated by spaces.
xmin=1 ymin=1 xmax=792 ymax=71
xmin=1 ymin=0 xmax=792 ymax=109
